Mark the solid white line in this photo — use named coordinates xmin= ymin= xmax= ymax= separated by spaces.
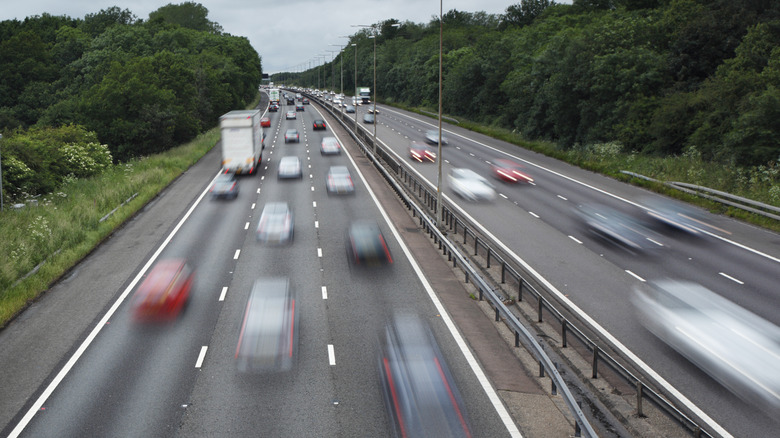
xmin=568 ymin=236 xmax=583 ymax=244
xmin=195 ymin=346 xmax=208 ymax=368
xmin=719 ymin=272 xmax=744 ymax=285
xmin=529 ymin=211 xmax=540 ymax=218
xmin=233 ymin=249 xmax=241 ymax=260
xmin=322 ymin=286 xmax=328 ymax=299
xmin=626 ymin=270 xmax=646 ymax=282
xmin=327 ymin=344 xmax=336 ymax=365
xmin=219 ymin=287 xmax=228 ymax=302
xmin=315 ymin=221 xmax=319 ymax=228
xmin=317 ymin=248 xmax=322 ymax=258
xmin=337 ymin=139 xmax=522 ymax=437
xmin=7 ymin=169 xmax=221 ymax=438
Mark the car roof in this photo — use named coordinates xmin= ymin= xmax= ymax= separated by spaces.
xmin=280 ymin=156 xmax=299 ymax=163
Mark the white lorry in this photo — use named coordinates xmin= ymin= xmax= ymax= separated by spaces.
xmin=358 ymin=87 xmax=371 ymax=105
xmin=219 ymin=110 xmax=264 ymax=175
xmin=268 ymin=88 xmax=281 ymax=105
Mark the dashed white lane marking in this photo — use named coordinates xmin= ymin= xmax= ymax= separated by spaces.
xmin=719 ymin=272 xmax=744 ymax=285
xmin=569 ymin=235 xmax=583 ymax=244
xmin=529 ymin=211 xmax=540 ymax=218
xmin=322 ymin=286 xmax=328 ymax=299
xmin=244 ymin=222 xmax=250 ymax=230
xmin=327 ymin=344 xmax=336 ymax=366
xmin=626 ymin=270 xmax=646 ymax=282
xmin=315 ymin=221 xmax=319 ymax=228
xmin=195 ymin=346 xmax=208 ymax=368
xmin=557 ymin=195 xmax=568 ymax=201
xmin=499 ymin=193 xmax=508 ymax=199
xmin=219 ymin=287 xmax=228 ymax=301
xmin=313 ymin=201 xmax=317 ymax=208
xmin=317 ymin=248 xmax=322 ymax=258
xmin=233 ymin=250 xmax=241 ymax=260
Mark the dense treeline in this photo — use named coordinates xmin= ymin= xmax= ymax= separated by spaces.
xmin=0 ymin=2 xmax=261 ymax=201
xmin=285 ymin=0 xmax=780 ymax=168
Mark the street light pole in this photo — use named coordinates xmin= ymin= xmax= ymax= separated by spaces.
xmin=369 ymin=34 xmax=377 ymax=149
xmin=436 ymin=0 xmax=444 ymax=228
xmin=352 ymin=43 xmax=358 ymax=131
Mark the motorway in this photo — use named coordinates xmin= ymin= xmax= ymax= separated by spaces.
xmin=1 ymin=98 xmax=521 ymax=437
xmin=325 ymin=97 xmax=780 ymax=437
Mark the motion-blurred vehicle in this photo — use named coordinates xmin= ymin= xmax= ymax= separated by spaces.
xmin=256 ymin=202 xmax=294 ymax=244
xmin=326 ymin=166 xmax=355 ymax=194
xmin=277 ymin=156 xmax=302 ymax=179
xmin=131 ymin=259 xmax=194 ymax=321
xmin=302 ymin=98 xmax=309 ymax=104
xmin=210 ymin=172 xmax=239 ymax=199
xmin=367 ymin=107 xmax=379 ymax=114
xmin=269 ymin=104 xmax=279 ymax=112
xmin=425 ymin=129 xmax=448 ymax=145
xmin=362 ymin=113 xmax=375 ymax=124
xmin=219 ymin=110 xmax=264 ymax=175
xmin=642 ymin=197 xmax=706 ymax=235
xmin=320 ymin=137 xmax=341 ymax=155
xmin=633 ymin=280 xmax=780 ymax=413
xmin=575 ymin=204 xmax=664 ymax=252
xmin=490 ymin=159 xmax=533 ymax=183
xmin=312 ymin=119 xmax=327 ymax=130
xmin=295 ymin=104 xmax=305 ymax=112
xmin=260 ymin=116 xmax=271 ymax=128
xmin=346 ymin=221 xmax=393 ymax=266
xmin=236 ymin=278 xmax=298 ymax=373
xmin=408 ymin=141 xmax=436 ymax=163
xmin=345 ymin=105 xmax=356 ymax=113
xmin=284 ymin=129 xmax=300 ymax=143
xmin=449 ymin=168 xmax=495 ymax=201
xmin=379 ymin=313 xmax=471 ymax=438
xmin=285 ymin=111 xmax=296 ymax=120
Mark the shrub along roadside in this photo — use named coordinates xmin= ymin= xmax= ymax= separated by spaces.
xmin=0 ymin=128 xmax=220 ymax=328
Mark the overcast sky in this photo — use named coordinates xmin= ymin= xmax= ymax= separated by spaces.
xmin=1 ymin=1 xmax=572 ymax=74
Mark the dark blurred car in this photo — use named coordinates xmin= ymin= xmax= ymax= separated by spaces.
xmin=302 ymin=98 xmax=310 ymax=104
xmin=269 ymin=104 xmax=279 ymax=112
xmin=313 ymin=119 xmax=327 ymax=130
xmin=363 ymin=113 xmax=375 ymax=124
xmin=633 ymin=280 xmax=780 ymax=413
xmin=367 ymin=106 xmax=380 ymax=114
xmin=131 ymin=259 xmax=194 ymax=321
xmin=449 ymin=168 xmax=495 ymax=201
xmin=236 ymin=278 xmax=298 ymax=373
xmin=210 ymin=172 xmax=239 ymax=199
xmin=425 ymin=129 xmax=448 ymax=145
xmin=379 ymin=313 xmax=471 ymax=438
xmin=295 ymin=104 xmax=305 ymax=112
xmin=326 ymin=165 xmax=355 ymax=194
xmin=408 ymin=141 xmax=436 ymax=163
xmin=642 ymin=197 xmax=706 ymax=235
xmin=346 ymin=221 xmax=393 ymax=266
xmin=260 ymin=116 xmax=271 ymax=128
xmin=320 ymin=137 xmax=341 ymax=155
xmin=256 ymin=202 xmax=294 ymax=244
xmin=277 ymin=156 xmax=302 ymax=179
xmin=575 ymin=204 xmax=664 ymax=252
xmin=345 ymin=105 xmax=356 ymax=113
xmin=284 ymin=129 xmax=300 ymax=143
xmin=286 ymin=97 xmax=295 ymax=105
xmin=490 ymin=159 xmax=533 ymax=183
xmin=285 ymin=111 xmax=296 ymax=120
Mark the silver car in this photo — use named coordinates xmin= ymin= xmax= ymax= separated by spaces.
xmin=320 ymin=137 xmax=341 ymax=155
xmin=448 ymin=168 xmax=495 ymax=201
xmin=256 ymin=202 xmax=294 ymax=244
xmin=278 ymin=156 xmax=302 ymax=179
xmin=326 ymin=165 xmax=354 ymax=194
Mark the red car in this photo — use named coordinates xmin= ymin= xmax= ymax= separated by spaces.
xmin=408 ymin=141 xmax=436 ymax=163
xmin=260 ymin=116 xmax=271 ymax=127
xmin=490 ymin=159 xmax=533 ymax=183
xmin=131 ymin=259 xmax=194 ymax=321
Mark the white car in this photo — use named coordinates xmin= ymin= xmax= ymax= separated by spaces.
xmin=448 ymin=168 xmax=495 ymax=201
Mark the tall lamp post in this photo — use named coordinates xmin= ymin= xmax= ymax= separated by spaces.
xmin=326 ymin=50 xmax=338 ymax=92
xmin=352 ymin=43 xmax=358 ymax=131
xmin=330 ymin=43 xmax=346 ymax=95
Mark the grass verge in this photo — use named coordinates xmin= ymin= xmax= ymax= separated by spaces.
xmin=0 ymin=128 xmax=220 ymax=327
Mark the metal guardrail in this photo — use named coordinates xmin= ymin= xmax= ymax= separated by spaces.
xmin=621 ymin=170 xmax=780 ymax=221
xmin=311 ymin=94 xmax=597 ymax=437
xmin=308 ymin=93 xmax=721 ymax=438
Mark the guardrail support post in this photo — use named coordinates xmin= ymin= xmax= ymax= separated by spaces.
xmin=486 ymin=248 xmax=492 ymax=268
xmin=539 ymin=361 xmax=545 ymax=378
xmin=538 ymin=297 xmax=543 ymax=322
xmin=518 ymin=280 xmax=523 ymax=302
xmin=562 ymin=319 xmax=568 ymax=348
xmin=501 ymin=262 xmax=506 ymax=284
xmin=474 ymin=236 xmax=479 ymax=256
xmin=495 ymin=306 xmax=500 ymax=322
xmin=515 ymin=331 xmax=520 ymax=347
xmin=551 ymin=374 xmax=557 ymax=395
xmin=636 ymin=381 xmax=644 ymax=417
xmin=592 ymin=347 xmax=599 ymax=379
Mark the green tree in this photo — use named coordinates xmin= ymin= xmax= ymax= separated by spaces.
xmin=148 ymin=2 xmax=222 ymax=33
